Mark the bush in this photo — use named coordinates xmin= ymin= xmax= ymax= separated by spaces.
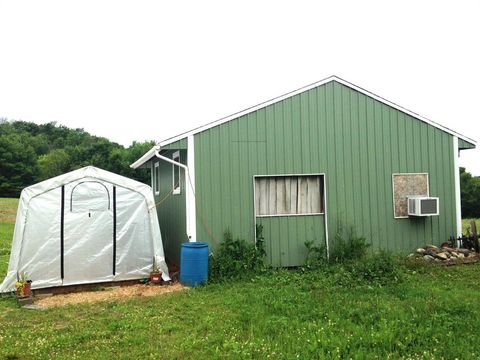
xmin=208 ymin=229 xmax=266 ymax=282
xmin=330 ymin=224 xmax=370 ymax=263
xmin=304 ymin=240 xmax=327 ymax=269
xmin=347 ymin=251 xmax=402 ymax=285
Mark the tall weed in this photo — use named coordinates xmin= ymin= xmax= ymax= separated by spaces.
xmin=208 ymin=228 xmax=265 ymax=282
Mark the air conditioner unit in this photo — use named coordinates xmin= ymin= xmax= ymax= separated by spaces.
xmin=407 ymin=196 xmax=439 ymax=217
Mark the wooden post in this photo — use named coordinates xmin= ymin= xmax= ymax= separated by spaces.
xmin=470 ymin=220 xmax=479 ymax=253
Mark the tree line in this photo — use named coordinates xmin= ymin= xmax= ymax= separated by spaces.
xmin=460 ymin=167 xmax=480 ymax=218
xmin=1 ymin=119 xmax=480 ymax=218
xmin=0 ymin=119 xmax=153 ymax=197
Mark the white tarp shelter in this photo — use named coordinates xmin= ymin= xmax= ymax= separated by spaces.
xmin=0 ymin=166 xmax=170 ymax=293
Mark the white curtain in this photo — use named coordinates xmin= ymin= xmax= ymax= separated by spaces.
xmin=255 ymin=175 xmax=323 ymax=216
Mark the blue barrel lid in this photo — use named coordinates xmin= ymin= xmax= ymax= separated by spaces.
xmin=181 ymin=242 xmax=208 ymax=248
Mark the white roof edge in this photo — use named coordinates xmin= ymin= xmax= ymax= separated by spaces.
xmin=158 ymin=75 xmax=476 ymax=147
xmin=130 ymin=145 xmax=160 ymax=169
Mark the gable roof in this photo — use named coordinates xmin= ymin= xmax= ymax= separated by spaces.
xmin=159 ymin=75 xmax=476 ymax=147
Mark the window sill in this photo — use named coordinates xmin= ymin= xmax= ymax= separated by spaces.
xmin=256 ymin=212 xmax=324 ymax=218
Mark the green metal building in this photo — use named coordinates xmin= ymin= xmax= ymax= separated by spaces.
xmin=132 ymin=76 xmax=476 ymax=267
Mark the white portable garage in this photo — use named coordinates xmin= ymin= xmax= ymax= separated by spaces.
xmin=0 ymin=166 xmax=170 ymax=293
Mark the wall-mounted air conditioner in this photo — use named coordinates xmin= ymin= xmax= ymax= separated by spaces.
xmin=407 ymin=196 xmax=439 ymax=217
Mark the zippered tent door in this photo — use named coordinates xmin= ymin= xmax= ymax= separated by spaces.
xmin=63 ymin=181 xmax=114 ymax=285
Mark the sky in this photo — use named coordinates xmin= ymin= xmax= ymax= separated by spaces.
xmin=0 ymin=1 xmax=479 ymax=174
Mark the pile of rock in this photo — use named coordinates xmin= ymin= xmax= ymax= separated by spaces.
xmin=410 ymin=245 xmax=477 ymax=263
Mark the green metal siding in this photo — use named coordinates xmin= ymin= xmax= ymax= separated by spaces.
xmin=192 ymin=80 xmax=458 ymax=266
xmin=459 ymin=138 xmax=475 ymax=150
xmin=154 ymin=149 xmax=187 ymax=265
xmin=257 ymin=216 xmax=325 ymax=267
xmin=162 ymin=138 xmax=187 ymax=150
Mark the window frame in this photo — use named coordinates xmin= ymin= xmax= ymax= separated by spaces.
xmin=172 ymin=151 xmax=181 ymax=195
xmin=253 ymin=173 xmax=325 ymax=218
xmin=154 ymin=162 xmax=160 ymax=196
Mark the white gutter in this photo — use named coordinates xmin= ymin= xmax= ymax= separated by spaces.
xmin=130 ymin=146 xmax=159 ymax=169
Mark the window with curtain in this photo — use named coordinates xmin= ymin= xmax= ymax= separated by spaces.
xmin=254 ymin=175 xmax=324 ymax=216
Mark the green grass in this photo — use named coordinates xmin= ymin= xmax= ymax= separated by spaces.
xmin=2 ymin=197 xmax=480 ymax=359
xmin=463 ymin=218 xmax=480 ymax=235
xmin=1 ymin=265 xmax=480 ymax=359
xmin=0 ymin=198 xmax=17 ymax=281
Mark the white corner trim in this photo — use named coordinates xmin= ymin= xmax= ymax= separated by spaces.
xmin=187 ymin=135 xmax=196 ymax=242
xmin=453 ymin=136 xmax=462 ymax=236
xmin=323 ymin=174 xmax=329 ymax=259
xmin=159 ymin=76 xmax=476 ymax=147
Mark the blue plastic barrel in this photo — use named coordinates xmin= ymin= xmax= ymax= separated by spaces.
xmin=180 ymin=242 xmax=209 ymax=287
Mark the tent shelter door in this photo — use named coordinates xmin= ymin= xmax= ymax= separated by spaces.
xmin=63 ymin=182 xmax=114 ymax=285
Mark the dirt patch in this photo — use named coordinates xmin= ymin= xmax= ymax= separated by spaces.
xmin=35 ymin=283 xmax=187 ymax=308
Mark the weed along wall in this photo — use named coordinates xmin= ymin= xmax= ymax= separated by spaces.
xmin=134 ymin=77 xmax=475 ymax=267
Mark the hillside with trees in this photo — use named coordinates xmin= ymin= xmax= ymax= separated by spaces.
xmin=0 ymin=119 xmax=153 ymax=197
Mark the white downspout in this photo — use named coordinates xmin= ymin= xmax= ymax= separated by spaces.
xmin=154 ymin=148 xmax=196 ymax=242
xmin=453 ymin=136 xmax=462 ymax=239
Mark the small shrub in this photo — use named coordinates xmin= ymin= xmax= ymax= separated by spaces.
xmin=346 ymin=251 xmax=402 ymax=285
xmin=330 ymin=224 xmax=370 ymax=263
xmin=208 ymin=229 xmax=265 ymax=282
xmin=304 ymin=240 xmax=327 ymax=269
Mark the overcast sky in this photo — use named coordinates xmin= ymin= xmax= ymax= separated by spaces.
xmin=1 ymin=1 xmax=479 ymax=174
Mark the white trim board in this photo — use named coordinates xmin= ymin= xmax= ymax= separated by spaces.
xmin=159 ymin=75 xmax=476 ymax=147
xmin=453 ymin=137 xmax=462 ymax=236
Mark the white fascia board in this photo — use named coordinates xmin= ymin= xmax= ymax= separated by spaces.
xmin=130 ymin=145 xmax=160 ymax=169
xmin=159 ymin=75 xmax=476 ymax=147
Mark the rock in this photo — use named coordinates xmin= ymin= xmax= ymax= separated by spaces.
xmin=456 ymin=248 xmax=470 ymax=255
xmin=416 ymin=248 xmax=426 ymax=255
xmin=423 ymin=255 xmax=435 ymax=261
xmin=426 ymin=246 xmax=439 ymax=254
xmin=435 ymin=252 xmax=448 ymax=260
xmin=408 ymin=253 xmax=415 ymax=257
xmin=450 ymin=252 xmax=458 ymax=258
xmin=458 ymin=253 xmax=465 ymax=259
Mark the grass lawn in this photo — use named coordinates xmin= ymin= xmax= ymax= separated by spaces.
xmin=1 ymin=197 xmax=480 ymax=359
xmin=0 ymin=198 xmax=17 ymax=281
xmin=463 ymin=218 xmax=480 ymax=235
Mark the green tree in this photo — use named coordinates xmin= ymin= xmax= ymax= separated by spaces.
xmin=0 ymin=119 xmax=155 ymax=196
xmin=460 ymin=167 xmax=480 ymax=218
xmin=38 ymin=149 xmax=71 ymax=179
xmin=0 ymin=133 xmax=38 ymax=196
